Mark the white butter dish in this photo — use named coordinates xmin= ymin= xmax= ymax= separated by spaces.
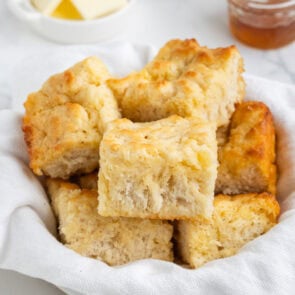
xmin=7 ymin=0 xmax=136 ymax=44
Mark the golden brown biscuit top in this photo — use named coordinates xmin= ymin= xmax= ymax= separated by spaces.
xmin=24 ymin=57 xmax=111 ymax=115
xmin=102 ymin=115 xmax=217 ymax=164
xmin=146 ymin=39 xmax=239 ymax=81
xmin=220 ymin=101 xmax=275 ymax=169
xmin=107 ymin=38 xmax=245 ymax=126
xmin=214 ymin=192 xmax=280 ymax=221
xmin=109 ymin=38 xmax=242 ymax=90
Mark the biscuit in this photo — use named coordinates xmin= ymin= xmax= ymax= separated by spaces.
xmin=215 ymin=101 xmax=276 ymax=195
xmin=98 ymin=115 xmax=218 ymax=220
xmin=47 ymin=178 xmax=173 ymax=266
xmin=108 ymin=39 xmax=245 ymax=127
xmin=175 ymin=193 xmax=280 ymax=268
xmin=23 ymin=57 xmax=120 ymax=179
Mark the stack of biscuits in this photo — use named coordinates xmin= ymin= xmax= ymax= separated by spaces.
xmin=22 ymin=39 xmax=280 ymax=268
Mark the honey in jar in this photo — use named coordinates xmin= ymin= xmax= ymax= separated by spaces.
xmin=228 ymin=0 xmax=295 ymax=49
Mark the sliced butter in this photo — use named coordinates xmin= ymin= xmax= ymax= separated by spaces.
xmin=31 ymin=0 xmax=62 ymax=16
xmin=31 ymin=0 xmax=128 ymax=20
xmin=51 ymin=0 xmax=82 ymax=20
xmin=70 ymin=0 xmax=128 ymax=20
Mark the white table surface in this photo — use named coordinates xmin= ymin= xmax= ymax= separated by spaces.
xmin=0 ymin=0 xmax=294 ymax=294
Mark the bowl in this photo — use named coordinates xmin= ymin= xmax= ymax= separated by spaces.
xmin=7 ymin=0 xmax=136 ymax=44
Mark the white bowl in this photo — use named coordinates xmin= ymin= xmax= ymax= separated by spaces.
xmin=7 ymin=0 xmax=136 ymax=44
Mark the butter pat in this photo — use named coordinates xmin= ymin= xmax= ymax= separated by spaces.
xmin=51 ymin=0 xmax=82 ymax=20
xmin=71 ymin=0 xmax=128 ymax=20
xmin=31 ymin=0 xmax=62 ymax=15
xmin=31 ymin=0 xmax=128 ymax=20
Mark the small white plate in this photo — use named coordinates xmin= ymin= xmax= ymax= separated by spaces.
xmin=7 ymin=0 xmax=136 ymax=44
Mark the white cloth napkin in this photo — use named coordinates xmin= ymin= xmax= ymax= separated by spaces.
xmin=1 ymin=43 xmax=295 ymax=295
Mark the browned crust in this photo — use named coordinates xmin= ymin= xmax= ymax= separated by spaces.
xmin=215 ymin=192 xmax=280 ymax=221
xmin=216 ymin=100 xmax=277 ymax=195
xmin=107 ymin=38 xmax=245 ymax=125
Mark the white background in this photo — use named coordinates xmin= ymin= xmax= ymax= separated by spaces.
xmin=0 ymin=0 xmax=294 ymax=294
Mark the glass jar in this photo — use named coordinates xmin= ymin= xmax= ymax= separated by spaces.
xmin=228 ymin=0 xmax=295 ymax=49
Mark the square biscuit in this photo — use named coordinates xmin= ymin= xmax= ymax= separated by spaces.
xmin=47 ymin=178 xmax=173 ymax=266
xmin=23 ymin=57 xmax=121 ymax=179
xmin=215 ymin=101 xmax=276 ymax=195
xmin=98 ymin=115 xmax=218 ymax=220
xmin=108 ymin=39 xmax=245 ymax=127
xmin=175 ymin=193 xmax=280 ymax=268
